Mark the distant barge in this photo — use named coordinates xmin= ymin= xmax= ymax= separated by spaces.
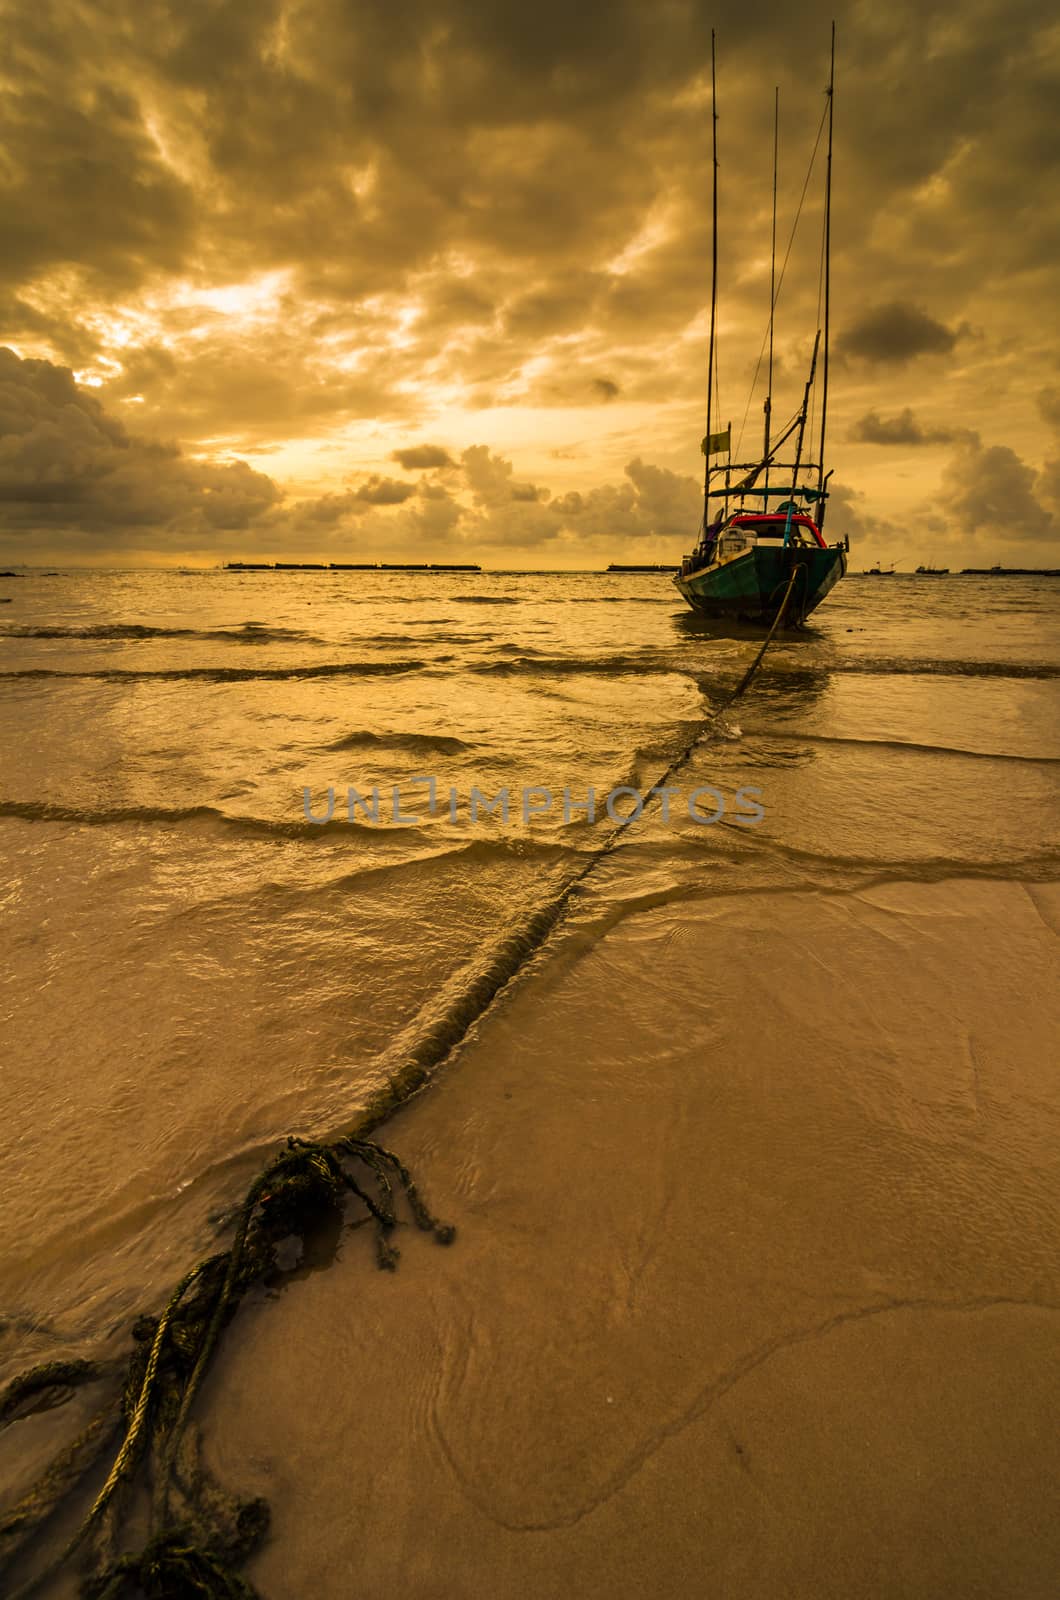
xmin=224 ymin=561 xmax=482 ymax=572
xmin=606 ymin=563 xmax=676 ymax=573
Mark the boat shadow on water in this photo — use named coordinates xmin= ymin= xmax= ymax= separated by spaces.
xmin=670 ymin=609 xmax=830 ymax=646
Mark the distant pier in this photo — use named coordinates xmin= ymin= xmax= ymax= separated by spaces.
xmin=224 ymin=561 xmax=482 ymax=572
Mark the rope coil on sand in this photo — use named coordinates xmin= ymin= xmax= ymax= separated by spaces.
xmin=1 ymin=577 xmax=799 ymax=1598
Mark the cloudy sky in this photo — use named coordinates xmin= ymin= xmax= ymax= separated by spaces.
xmin=1 ymin=0 xmax=1058 ymax=567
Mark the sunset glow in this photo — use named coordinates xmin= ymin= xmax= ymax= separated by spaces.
xmin=1 ymin=2 xmax=1057 ymax=567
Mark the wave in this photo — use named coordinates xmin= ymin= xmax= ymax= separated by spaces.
xmin=732 ymin=834 xmax=1060 ymax=880
xmin=454 ymin=595 xmax=673 ymax=606
xmin=0 ymin=622 xmax=323 ymax=644
xmin=470 ymin=653 xmax=693 ymax=679
xmin=364 ymin=631 xmax=487 ymax=645
xmin=324 ymin=730 xmax=475 ymax=755
xmin=199 ymin=835 xmax=582 ymax=917
xmin=766 ymin=732 xmax=1060 ymax=765
xmin=3 ymin=649 xmax=1054 ymax=691
xmin=0 ymin=659 xmax=426 ymax=683
xmin=622 ymin=828 xmax=1060 ymax=882
xmin=824 ymin=658 xmax=1060 ymax=681
xmin=0 ymin=798 xmax=433 ymax=841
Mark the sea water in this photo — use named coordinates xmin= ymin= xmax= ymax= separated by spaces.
xmin=1 ymin=567 xmax=1058 ymax=1382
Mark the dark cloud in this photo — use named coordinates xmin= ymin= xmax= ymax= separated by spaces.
xmin=1036 ymin=387 xmax=1060 ymax=431
xmin=391 ymin=445 xmax=457 ymax=470
xmin=836 ymin=303 xmax=966 ymax=366
xmin=0 ymin=81 xmax=193 ymax=295
xmin=502 ymin=274 xmax=607 ymax=340
xmin=849 ymin=408 xmax=954 ymax=446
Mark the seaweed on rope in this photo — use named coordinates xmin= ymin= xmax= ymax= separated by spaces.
xmin=1 ymin=1137 xmax=454 ymax=1599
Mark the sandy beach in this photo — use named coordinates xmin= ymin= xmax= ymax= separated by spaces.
xmin=187 ymin=874 xmax=1060 ymax=1599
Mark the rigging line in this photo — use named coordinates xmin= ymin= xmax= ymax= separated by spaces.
xmin=809 ymin=193 xmax=827 ymax=460
xmin=817 ymin=21 xmax=835 ymax=517
xmin=733 ymin=94 xmax=830 ymax=460
xmin=703 ymin=29 xmax=719 ymax=512
xmin=765 ymin=84 xmax=778 ymax=496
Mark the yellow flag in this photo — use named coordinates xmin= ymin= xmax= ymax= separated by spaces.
xmin=701 ymin=427 xmax=731 ymax=456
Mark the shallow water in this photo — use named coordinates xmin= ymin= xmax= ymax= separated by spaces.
xmin=1 ymin=567 xmax=1058 ymax=1373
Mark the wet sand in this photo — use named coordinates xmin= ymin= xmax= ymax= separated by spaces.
xmin=195 ymin=875 xmax=1060 ymax=1598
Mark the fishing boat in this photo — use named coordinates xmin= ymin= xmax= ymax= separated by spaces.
xmin=675 ymin=31 xmax=847 ymax=626
xmin=915 ymin=564 xmax=948 ymax=575
xmin=863 ymin=562 xmax=896 ymax=575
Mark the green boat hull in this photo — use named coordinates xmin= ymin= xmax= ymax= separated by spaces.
xmin=674 ymin=544 xmax=847 ymax=623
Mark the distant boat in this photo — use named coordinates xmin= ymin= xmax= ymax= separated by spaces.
xmin=915 ymin=564 xmax=949 ymax=575
xmin=607 ymin=563 xmax=676 ymax=573
xmin=862 ymin=562 xmax=896 ymax=575
xmin=674 ymin=34 xmax=847 ymax=626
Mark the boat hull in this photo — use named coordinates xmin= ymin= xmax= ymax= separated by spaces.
xmin=674 ymin=544 xmax=846 ymax=623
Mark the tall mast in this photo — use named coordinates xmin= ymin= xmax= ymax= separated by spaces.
xmin=793 ymin=329 xmax=821 ymax=480
xmin=817 ymin=22 xmax=835 ymax=525
xmin=703 ymin=30 xmax=718 ymax=526
xmin=764 ymin=85 xmax=778 ymax=497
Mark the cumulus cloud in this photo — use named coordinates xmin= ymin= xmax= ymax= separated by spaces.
xmin=0 ymin=348 xmax=280 ymax=546
xmin=821 ymin=480 xmax=901 ymax=545
xmin=526 ymin=458 xmax=700 ymax=543
xmin=836 ymin=303 xmax=967 ymax=366
xmin=353 ymin=475 xmax=418 ymax=506
xmin=939 ymin=435 xmax=1053 ymax=543
xmin=390 ymin=445 xmax=457 ymax=470
xmin=299 ymin=477 xmax=417 ymax=522
xmin=461 ymin=445 xmax=549 ymax=510
xmin=849 ymin=408 xmax=955 ymax=446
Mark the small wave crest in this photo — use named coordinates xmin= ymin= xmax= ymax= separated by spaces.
xmin=767 ymin=731 xmax=1060 ymax=765
xmin=829 ymin=658 xmax=1060 ymax=681
xmin=0 ymin=797 xmax=430 ymax=842
xmin=0 ymin=659 xmax=426 ymax=683
xmin=472 ymin=652 xmax=691 ymax=679
xmin=0 ymin=622 xmax=323 ymax=644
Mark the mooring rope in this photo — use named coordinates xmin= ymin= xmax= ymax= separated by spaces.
xmin=1 ymin=573 xmax=799 ymax=1599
